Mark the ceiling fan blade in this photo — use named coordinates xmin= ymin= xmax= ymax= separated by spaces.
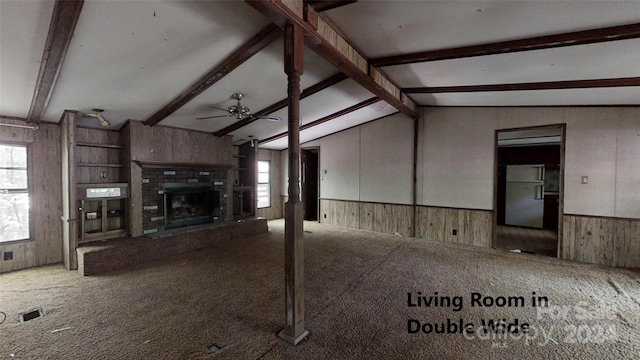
xmin=255 ymin=115 xmax=283 ymax=122
xmin=196 ymin=114 xmax=233 ymax=120
xmin=209 ymin=106 xmax=230 ymax=112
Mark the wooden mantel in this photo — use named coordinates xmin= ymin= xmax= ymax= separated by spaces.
xmin=134 ymin=160 xmax=233 ymax=170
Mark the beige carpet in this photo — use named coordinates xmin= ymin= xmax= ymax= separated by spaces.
xmin=1 ymin=220 xmax=639 ymax=359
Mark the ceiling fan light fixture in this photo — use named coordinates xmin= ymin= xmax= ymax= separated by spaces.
xmin=86 ymin=108 xmax=111 ymax=127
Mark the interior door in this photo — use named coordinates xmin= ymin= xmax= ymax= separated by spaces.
xmin=302 ymin=149 xmax=318 ymax=221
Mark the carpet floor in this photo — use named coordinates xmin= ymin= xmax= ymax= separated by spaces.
xmin=1 ymin=220 xmax=639 ymax=359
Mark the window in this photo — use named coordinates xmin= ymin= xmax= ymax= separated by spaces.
xmin=0 ymin=143 xmax=30 ymax=242
xmin=257 ymin=160 xmax=270 ymax=208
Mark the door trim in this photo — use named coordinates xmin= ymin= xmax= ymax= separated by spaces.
xmin=492 ymin=123 xmax=566 ymax=258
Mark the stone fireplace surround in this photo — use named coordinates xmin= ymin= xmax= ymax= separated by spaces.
xmin=141 ymin=167 xmax=228 ymax=235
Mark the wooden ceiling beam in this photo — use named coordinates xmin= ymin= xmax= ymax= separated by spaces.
xmin=143 ymin=23 xmax=281 ymax=126
xmin=259 ymin=96 xmax=379 ymax=144
xmin=27 ymin=0 xmax=84 ymax=124
xmin=371 ymin=23 xmax=640 ymax=67
xmin=403 ymin=77 xmax=640 ymax=94
xmin=246 ymin=0 xmax=419 ymax=120
xmin=214 ymin=72 xmax=347 ymax=136
xmin=305 ymin=0 xmax=358 ymax=13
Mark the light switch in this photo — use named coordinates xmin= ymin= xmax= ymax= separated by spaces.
xmin=581 ymin=176 xmax=589 ymax=184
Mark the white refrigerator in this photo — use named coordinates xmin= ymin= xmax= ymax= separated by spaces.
xmin=505 ymin=164 xmax=545 ymax=229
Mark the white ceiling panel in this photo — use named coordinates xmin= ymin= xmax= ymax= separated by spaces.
xmin=383 ymin=38 xmax=640 ymax=88
xmin=228 ymin=78 xmax=376 ymax=143
xmin=0 ymin=0 xmax=54 ymax=118
xmin=160 ymin=38 xmax=289 ymax=133
xmin=2 ymin=1 xmax=639 ymax=144
xmin=259 ymin=101 xmax=398 ymax=150
xmin=42 ymin=0 xmax=270 ymax=124
xmin=411 ymin=87 xmax=640 ymax=107
xmin=324 ymin=1 xmax=640 ymax=58
xmin=268 ymin=78 xmax=375 ymax=127
xmin=161 ymin=40 xmax=340 ymax=136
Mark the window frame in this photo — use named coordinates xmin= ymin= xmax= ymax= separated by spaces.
xmin=256 ymin=160 xmax=270 ymax=209
xmin=0 ymin=141 xmax=33 ymax=243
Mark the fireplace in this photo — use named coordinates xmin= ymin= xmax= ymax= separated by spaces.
xmin=163 ymin=183 xmax=220 ymax=229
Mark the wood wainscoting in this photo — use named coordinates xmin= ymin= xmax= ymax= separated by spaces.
xmin=416 ymin=206 xmax=493 ymax=247
xmin=320 ymin=199 xmax=413 ymax=236
xmin=563 ymin=214 xmax=640 ymax=268
xmin=319 ymin=199 xmax=491 ymax=247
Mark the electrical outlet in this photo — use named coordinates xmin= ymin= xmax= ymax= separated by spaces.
xmin=4 ymin=251 xmax=13 ymax=260
xmin=581 ymin=176 xmax=589 ymax=184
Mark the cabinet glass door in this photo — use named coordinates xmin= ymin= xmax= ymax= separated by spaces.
xmin=106 ymin=198 xmax=126 ymax=231
xmin=82 ymin=199 xmax=103 ymax=235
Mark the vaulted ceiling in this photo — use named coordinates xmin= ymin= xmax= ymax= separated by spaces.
xmin=1 ymin=0 xmax=639 ymax=150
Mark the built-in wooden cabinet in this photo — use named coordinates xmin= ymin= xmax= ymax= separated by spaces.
xmin=75 ymin=128 xmax=125 ymax=183
xmin=77 ymin=183 xmax=128 ymax=243
xmin=232 ymin=141 xmax=256 ymax=218
xmin=74 ymin=127 xmax=129 ymax=242
xmin=233 ymin=186 xmax=253 ymax=218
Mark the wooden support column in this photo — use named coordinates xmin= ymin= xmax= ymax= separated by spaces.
xmin=278 ymin=23 xmax=309 ymax=345
xmin=61 ymin=110 xmax=79 ymax=269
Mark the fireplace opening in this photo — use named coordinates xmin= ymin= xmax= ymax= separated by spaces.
xmin=163 ymin=183 xmax=220 ymax=229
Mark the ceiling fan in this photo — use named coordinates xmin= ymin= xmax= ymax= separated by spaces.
xmin=196 ymin=93 xmax=282 ymax=122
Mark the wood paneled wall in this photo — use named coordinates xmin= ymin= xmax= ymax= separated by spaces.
xmin=415 ymin=206 xmax=493 ymax=248
xmin=320 ymin=199 xmax=413 ymax=236
xmin=124 ymin=121 xmax=234 ymax=237
xmin=0 ymin=120 xmax=62 ymax=273
xmin=563 ymin=214 xmax=640 ymax=268
xmin=320 ymin=200 xmax=493 ymax=247
xmin=256 ymin=149 xmax=283 ymax=220
xmin=128 ymin=121 xmax=233 ymax=164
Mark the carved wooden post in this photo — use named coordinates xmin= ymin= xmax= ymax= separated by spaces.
xmin=278 ymin=23 xmax=309 ymax=345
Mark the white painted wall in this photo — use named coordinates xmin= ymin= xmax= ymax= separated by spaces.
xmin=280 ymin=113 xmax=415 ymax=204
xmin=277 ymin=106 xmax=639 ymax=219
xmin=316 ymin=127 xmax=361 ymax=201
xmin=419 ymin=107 xmax=640 ymax=219
xmin=359 ymin=114 xmax=413 ymax=204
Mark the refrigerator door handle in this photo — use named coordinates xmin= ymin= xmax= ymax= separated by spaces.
xmin=534 ymin=165 xmax=545 ymax=181
xmin=535 ymin=185 xmax=545 ymax=200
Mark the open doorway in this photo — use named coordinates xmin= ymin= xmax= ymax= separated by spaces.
xmin=302 ymin=148 xmax=319 ymax=221
xmin=493 ymin=125 xmax=565 ymax=258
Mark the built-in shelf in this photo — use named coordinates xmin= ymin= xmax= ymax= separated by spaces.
xmin=76 ymin=142 xmax=124 ymax=149
xmin=77 ymin=163 xmax=124 ymax=168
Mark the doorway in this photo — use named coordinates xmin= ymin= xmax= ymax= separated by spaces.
xmin=493 ymin=125 xmax=565 ymax=258
xmin=302 ymin=148 xmax=319 ymax=221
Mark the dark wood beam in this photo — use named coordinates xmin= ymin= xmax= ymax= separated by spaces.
xmin=279 ymin=23 xmax=309 ymax=346
xmin=247 ymin=0 xmax=419 ymax=120
xmin=260 ymin=96 xmax=379 ymax=144
xmin=371 ymin=23 xmax=640 ymax=67
xmin=214 ymin=72 xmax=347 ymax=136
xmin=305 ymin=0 xmax=357 ymax=12
xmin=403 ymin=77 xmax=640 ymax=94
xmin=143 ymin=24 xmax=281 ymax=126
xmin=27 ymin=0 xmax=84 ymax=124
